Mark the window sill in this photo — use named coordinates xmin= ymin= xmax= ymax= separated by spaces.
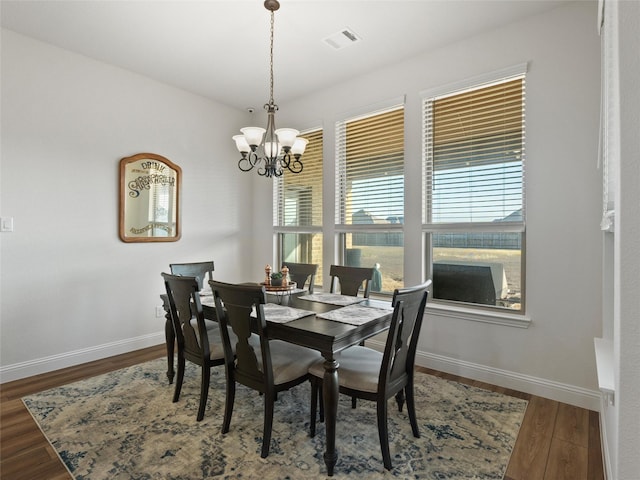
xmin=594 ymin=337 xmax=615 ymax=405
xmin=425 ymin=302 xmax=531 ymax=328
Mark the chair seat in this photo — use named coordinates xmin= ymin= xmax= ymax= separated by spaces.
xmin=267 ymin=340 xmax=321 ymax=385
xmin=309 ymin=346 xmax=382 ymax=393
xmin=201 ymin=324 xmax=226 ymax=361
xmin=190 ymin=318 xmax=218 ymax=330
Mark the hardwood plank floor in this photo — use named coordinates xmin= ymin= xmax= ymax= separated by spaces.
xmin=504 ymin=395 xmax=559 ymax=479
xmin=0 ymin=346 xmax=604 ymax=480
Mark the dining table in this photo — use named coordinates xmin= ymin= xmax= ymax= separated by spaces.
xmin=161 ymin=288 xmax=393 ymax=476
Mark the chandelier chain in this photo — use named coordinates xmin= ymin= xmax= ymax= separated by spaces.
xmin=269 ymin=10 xmax=275 ymax=105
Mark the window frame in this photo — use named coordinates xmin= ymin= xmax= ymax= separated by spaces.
xmin=335 ymin=103 xmax=405 ymax=296
xmin=274 ymin=128 xmax=324 ymax=287
xmin=421 ymin=64 xmax=528 ymax=315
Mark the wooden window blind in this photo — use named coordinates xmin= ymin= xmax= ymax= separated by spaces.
xmin=275 ymin=129 xmax=323 ymax=227
xmin=336 ymin=106 xmax=404 ymax=226
xmin=424 ymin=76 xmax=525 ymax=226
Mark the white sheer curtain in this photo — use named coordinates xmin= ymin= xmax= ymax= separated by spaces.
xmin=599 ymin=0 xmax=619 ymax=232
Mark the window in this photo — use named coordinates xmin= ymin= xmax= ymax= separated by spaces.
xmin=148 ymin=180 xmax=174 ymax=237
xmin=423 ymin=70 xmax=526 ymax=311
xmin=274 ymin=129 xmax=323 ymax=285
xmin=336 ymin=105 xmax=404 ymax=294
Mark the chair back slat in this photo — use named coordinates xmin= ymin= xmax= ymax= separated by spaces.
xmin=329 ymin=264 xmax=375 ymax=297
xmin=210 ymin=281 xmax=273 ymax=391
xmin=282 ymin=262 xmax=318 ymax=293
xmin=162 ymin=273 xmax=211 ymax=360
xmin=170 ymin=261 xmax=215 ymax=291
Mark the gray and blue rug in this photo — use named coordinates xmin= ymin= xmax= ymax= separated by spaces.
xmin=23 ymin=358 xmax=527 ymax=479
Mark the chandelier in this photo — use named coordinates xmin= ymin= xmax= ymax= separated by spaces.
xmin=232 ymin=0 xmax=307 ymax=178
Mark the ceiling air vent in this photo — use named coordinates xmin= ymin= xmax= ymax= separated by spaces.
xmin=322 ymin=27 xmax=361 ymax=50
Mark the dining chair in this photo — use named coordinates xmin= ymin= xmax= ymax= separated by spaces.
xmin=308 ymin=280 xmax=432 ymax=470
xmin=161 ymin=272 xmax=227 ymax=421
xmin=170 ymin=260 xmax=220 ymax=324
xmin=330 ymin=264 xmax=377 ymax=357
xmin=170 ymin=261 xmax=215 ymax=291
xmin=282 ymin=262 xmax=318 ymax=293
xmin=329 ymin=264 xmax=375 ymax=298
xmin=209 ymin=280 xmax=321 ymax=458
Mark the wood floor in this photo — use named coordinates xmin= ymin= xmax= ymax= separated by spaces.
xmin=1 ymin=345 xmax=605 ymax=480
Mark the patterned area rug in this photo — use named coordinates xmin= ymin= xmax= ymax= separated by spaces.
xmin=23 ymin=358 xmax=527 ymax=479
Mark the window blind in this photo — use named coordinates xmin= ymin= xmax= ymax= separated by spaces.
xmin=336 ymin=106 xmax=404 ymax=225
xmin=275 ymin=129 xmax=323 ymax=227
xmin=424 ymin=77 xmax=525 ymax=225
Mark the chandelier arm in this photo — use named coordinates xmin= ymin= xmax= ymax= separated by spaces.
xmin=258 ymin=157 xmax=277 ymax=177
xmin=273 ymin=160 xmax=284 ymax=177
xmin=286 ymin=155 xmax=304 ymax=174
xmin=238 ymin=152 xmax=260 ymax=172
xmin=238 ymin=159 xmax=255 ymax=172
xmin=261 ymin=164 xmax=283 ymax=178
xmin=279 ymin=154 xmax=290 ymax=167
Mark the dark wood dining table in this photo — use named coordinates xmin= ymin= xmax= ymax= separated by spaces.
xmin=161 ymin=290 xmax=393 ymax=476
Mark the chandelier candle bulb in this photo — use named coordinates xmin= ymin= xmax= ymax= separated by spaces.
xmin=232 ymin=135 xmax=251 ymax=154
xmin=265 ymin=141 xmax=281 ymax=158
xmin=239 ymin=127 xmax=266 ymax=149
xmin=291 ymin=137 xmax=309 ymax=157
xmin=275 ymin=128 xmax=299 ymax=150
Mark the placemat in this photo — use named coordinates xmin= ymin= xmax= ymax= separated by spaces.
xmin=298 ymin=293 xmax=364 ymax=306
xmin=199 ymin=296 xmax=215 ymax=307
xmin=316 ymin=304 xmax=390 ymax=325
xmin=251 ymin=303 xmax=315 ymax=323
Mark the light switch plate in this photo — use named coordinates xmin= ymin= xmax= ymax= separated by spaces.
xmin=1 ymin=217 xmax=13 ymax=232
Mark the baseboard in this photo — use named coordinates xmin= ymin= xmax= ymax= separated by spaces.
xmin=4 ymin=334 xmax=602 ymax=412
xmin=599 ymin=396 xmax=613 ymax=480
xmin=0 ymin=332 xmax=165 ymax=384
xmin=367 ymin=339 xmax=601 ymax=411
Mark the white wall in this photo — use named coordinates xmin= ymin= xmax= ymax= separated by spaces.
xmin=616 ymin=0 xmax=640 ymax=474
xmin=0 ymin=30 xmax=254 ymax=379
xmin=615 ymin=0 xmax=640 ymax=471
xmin=273 ymin=1 xmax=603 ymax=409
xmin=604 ymin=1 xmax=640 ymax=478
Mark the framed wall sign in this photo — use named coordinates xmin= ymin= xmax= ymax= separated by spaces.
xmin=119 ymin=153 xmax=181 ymax=242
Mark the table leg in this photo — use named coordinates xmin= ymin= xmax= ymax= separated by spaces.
xmin=322 ymin=354 xmax=339 ymax=476
xmin=160 ymin=295 xmax=175 ymax=384
xmin=164 ymin=311 xmax=175 ymax=384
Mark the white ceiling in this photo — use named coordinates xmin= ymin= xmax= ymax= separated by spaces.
xmin=1 ymin=0 xmax=571 ymax=111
